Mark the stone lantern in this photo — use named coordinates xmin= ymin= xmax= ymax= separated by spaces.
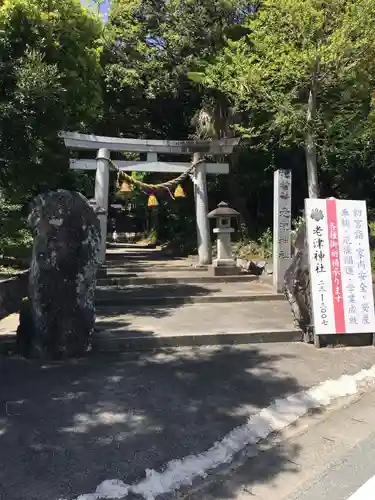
xmin=208 ymin=201 xmax=240 ymax=276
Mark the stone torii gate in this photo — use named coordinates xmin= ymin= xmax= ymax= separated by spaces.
xmin=59 ymin=132 xmax=239 ymax=265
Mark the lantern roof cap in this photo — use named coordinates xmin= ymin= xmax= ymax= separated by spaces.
xmin=208 ymin=201 xmax=240 ymax=218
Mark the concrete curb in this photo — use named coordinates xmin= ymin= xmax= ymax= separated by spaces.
xmin=92 ymin=328 xmax=302 ymax=352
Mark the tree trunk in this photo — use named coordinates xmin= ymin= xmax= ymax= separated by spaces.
xmin=284 ymin=57 xmax=321 ymax=343
xmin=305 ymin=57 xmax=320 ymax=199
xmin=193 ymin=99 xmax=252 ymax=235
xmin=228 ymin=149 xmax=252 ymax=236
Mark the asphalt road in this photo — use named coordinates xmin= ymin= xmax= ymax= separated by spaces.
xmin=287 ymin=432 xmax=375 ymax=500
xmin=1 ymin=344 xmax=375 ymax=500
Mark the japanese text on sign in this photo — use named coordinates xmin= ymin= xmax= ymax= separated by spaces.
xmin=274 ymin=170 xmax=292 ymax=261
xmin=273 ymin=170 xmax=292 ymax=292
xmin=305 ymin=199 xmax=375 ymax=335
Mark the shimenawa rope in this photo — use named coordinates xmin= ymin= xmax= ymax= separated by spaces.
xmin=97 ymin=155 xmax=204 ymax=196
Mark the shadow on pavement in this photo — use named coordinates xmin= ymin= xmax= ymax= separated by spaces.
xmin=0 ymin=282 xmax=221 ymax=354
xmin=104 ymin=252 xmax=183 ymax=263
xmin=0 ymin=346 xmax=304 ymax=500
xmin=96 ymin=282 xmax=220 ymax=311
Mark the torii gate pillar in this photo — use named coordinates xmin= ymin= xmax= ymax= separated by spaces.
xmin=95 ymin=148 xmax=110 ymax=263
xmin=193 ymin=153 xmax=212 ymax=265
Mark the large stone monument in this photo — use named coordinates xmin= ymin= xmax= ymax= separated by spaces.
xmin=17 ymin=190 xmax=101 ymax=359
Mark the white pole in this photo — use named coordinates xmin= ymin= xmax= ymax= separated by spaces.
xmin=193 ymin=153 xmax=212 ymax=265
xmin=273 ymin=169 xmax=292 ymax=292
xmin=95 ymin=148 xmax=110 ymax=263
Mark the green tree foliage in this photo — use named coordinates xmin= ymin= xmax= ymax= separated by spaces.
xmin=200 ymin=0 xmax=375 ymax=197
xmin=100 ymin=0 xmax=257 ymax=242
xmin=100 ymin=0 xmax=251 ymax=138
xmin=0 ymin=0 xmax=103 ymax=201
xmin=3 ymin=0 xmax=375 ymax=255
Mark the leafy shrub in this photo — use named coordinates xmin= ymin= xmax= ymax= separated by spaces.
xmin=234 ymin=228 xmax=273 ymax=261
xmin=0 ymin=202 xmax=32 ymax=262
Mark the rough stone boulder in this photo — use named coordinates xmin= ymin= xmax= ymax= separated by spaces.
xmin=283 ymin=223 xmax=313 ymax=343
xmin=17 ymin=190 xmax=101 ymax=359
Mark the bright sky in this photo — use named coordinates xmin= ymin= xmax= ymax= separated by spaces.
xmin=83 ymin=0 xmax=109 ymax=18
xmin=99 ymin=0 xmax=109 ymax=14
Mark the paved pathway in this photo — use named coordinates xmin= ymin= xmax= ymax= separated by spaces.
xmin=95 ymin=301 xmax=297 ymax=336
xmin=0 ymin=299 xmax=299 ymax=350
xmin=1 ymin=343 xmax=375 ymax=500
xmin=288 ymin=436 xmax=375 ymax=500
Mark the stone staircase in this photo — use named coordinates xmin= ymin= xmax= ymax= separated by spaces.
xmin=93 ymin=245 xmax=301 ymax=351
xmin=0 ymin=245 xmax=301 ymax=354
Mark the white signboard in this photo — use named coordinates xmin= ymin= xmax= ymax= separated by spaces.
xmin=305 ymin=198 xmax=375 ymax=335
xmin=273 ymin=169 xmax=292 ymax=292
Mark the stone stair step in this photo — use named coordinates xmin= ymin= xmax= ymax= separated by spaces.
xmin=105 ymin=255 xmax=167 ymax=263
xmin=97 ymin=273 xmax=258 ymax=286
xmin=103 ymin=263 xmax=199 ymax=271
xmin=93 ymin=329 xmax=301 ymax=351
xmin=103 ymin=263 xmax=207 ymax=272
xmin=106 ymin=242 xmax=157 ymax=250
xmin=104 ymin=253 xmax=171 ymax=263
xmin=95 ymin=281 xmax=277 ymax=305
xmin=102 ymin=267 xmax=207 ymax=275
xmin=0 ymin=297 xmax=299 ymax=354
xmin=96 ymin=293 xmax=282 ymax=306
xmin=93 ymin=300 xmax=300 ymax=351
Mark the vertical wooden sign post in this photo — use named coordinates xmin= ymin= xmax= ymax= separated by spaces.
xmin=273 ymin=169 xmax=292 ymax=292
xmin=305 ymin=198 xmax=375 ymax=347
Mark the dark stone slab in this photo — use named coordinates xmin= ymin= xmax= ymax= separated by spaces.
xmin=17 ymin=190 xmax=101 ymax=359
xmin=0 ymin=271 xmax=28 ymax=320
xmin=236 ymin=258 xmax=266 ymax=276
xmin=249 ymin=260 xmax=266 ymax=276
